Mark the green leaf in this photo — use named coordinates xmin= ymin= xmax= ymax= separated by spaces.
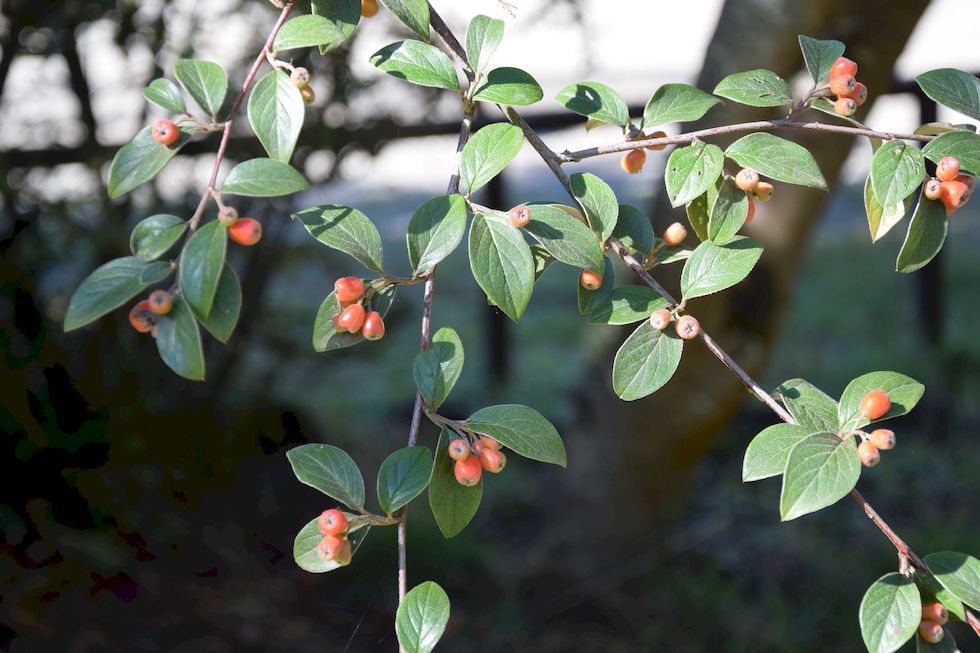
xmin=142 ymin=78 xmax=186 ymax=114
xmin=64 ymin=257 xmax=163 ymax=331
xmin=473 ymin=67 xmax=543 ymax=106
xmin=865 ymin=176 xmax=911 ymax=243
xmin=612 ymin=319 xmax=684 ymax=401
xmin=468 ymin=213 xmax=534 ymax=323
xmin=779 ymin=432 xmax=860 ymax=521
xmin=837 ymin=371 xmax=925 ymax=431
xmin=413 ymin=327 xmax=464 ymax=409
xmin=578 ymin=256 xmax=614 ymax=315
xmin=642 ymin=83 xmax=720 ymax=127
xmin=378 ymin=0 xmax=430 ymax=40
xmin=859 ymin=573 xmax=921 ymax=653
xmin=370 ymin=41 xmax=457 ymax=90
xmin=295 ymin=204 xmax=385 ymax=273
xmin=293 ymin=516 xmax=369 ymax=573
xmin=465 ymin=14 xmax=504 ymax=73
xmin=707 ymin=176 xmax=749 ymax=244
xmin=286 ymin=443 xmax=365 ymax=511
xmin=222 ymin=158 xmax=308 ymax=197
xmin=919 ymin=574 xmax=967 ymax=623
xmin=589 ymin=286 xmax=670 ymax=325
xmin=139 ymin=261 xmax=173 ymax=284
xmin=460 ymin=123 xmax=524 ymax=194
xmin=554 ymin=81 xmax=630 ymax=128
xmin=612 ymin=205 xmax=654 ymax=255
xmin=199 ymin=265 xmax=241 ymax=343
xmin=311 ymin=0 xmax=361 ymax=48
xmin=178 ymin=221 xmax=227 ymax=320
xmin=173 ymin=59 xmax=227 ymax=118
xmin=524 ymin=204 xmax=604 ymax=273
xmin=915 ymin=628 xmax=959 ymax=653
xmin=774 ymin=378 xmax=839 ymax=433
xmin=312 ymin=285 xmax=396 ymax=352
xmin=154 ymin=295 xmax=205 ymax=381
xmin=570 ymin=172 xmax=618 ymax=241
xmin=680 ymin=236 xmax=763 ymax=300
xmin=396 ymin=581 xmax=450 ymax=653
xmin=798 ymin=35 xmax=845 ymax=84
xmin=713 ymin=69 xmax=792 ymax=107
xmin=248 ymin=70 xmax=305 ymax=163
xmin=685 ymin=186 xmax=717 ymax=242
xmin=664 ymin=141 xmax=724 ymax=207
xmin=429 ymin=430 xmax=482 ymax=538
xmin=916 ymin=69 xmax=980 ymax=121
xmin=925 ymin=552 xmax=980 ymax=610
xmin=531 ymin=243 xmax=555 ymax=281
xmin=724 ymin=133 xmax=827 ymax=190
xmin=921 ymin=130 xmax=980 ymax=174
xmin=377 ymin=447 xmax=433 ymax=514
xmin=742 ymin=423 xmax=809 ymax=482
xmin=870 ymin=140 xmax=925 ymax=207
xmin=130 ymin=214 xmax=186 ymax=261
xmin=897 ymin=194 xmax=947 ymax=273
xmin=466 ymin=405 xmax=567 ymax=467
xmin=107 ymin=126 xmax=192 ymax=198
xmin=407 ymin=194 xmax=467 ymax=275
xmin=273 ymin=14 xmax=346 ymax=51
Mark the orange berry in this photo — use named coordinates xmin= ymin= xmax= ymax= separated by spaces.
xmin=860 ymin=389 xmax=891 ymax=420
xmin=317 ymin=534 xmax=345 ymax=561
xmin=834 ymin=97 xmax=857 ymax=116
xmin=128 ymin=300 xmax=155 ymax=333
xmin=318 ymin=509 xmax=349 ymax=536
xmin=940 ymin=179 xmax=971 ymax=216
xmin=508 ymin=204 xmax=531 ymax=228
xmin=580 ymin=269 xmax=603 ymax=291
xmin=830 ymin=57 xmax=858 ymax=79
xmin=479 ymin=448 xmax=506 ymax=473
xmin=148 ymin=290 xmax=173 ymax=315
xmin=735 ymin=168 xmax=760 ymax=192
xmin=620 ymin=149 xmax=646 ymax=174
xmin=228 ymin=218 xmax=262 ymax=246
xmin=151 ymin=119 xmax=179 ymax=146
xmin=858 ymin=441 xmax=881 ymax=467
xmin=921 ymin=603 xmax=948 ymax=625
xmin=936 ymin=156 xmax=960 ymax=182
xmin=448 ymin=439 xmax=470 ymax=461
xmin=362 ymin=311 xmax=385 ymax=341
xmin=334 ymin=277 xmax=365 ymax=305
xmin=300 ymin=85 xmax=316 ymax=106
xmin=675 ymin=315 xmax=700 ymax=340
xmin=290 ymin=67 xmax=311 ymax=87
xmin=745 ymin=195 xmax=756 ymax=223
xmin=663 ymin=222 xmax=687 ymax=247
xmin=645 ymin=130 xmax=668 ymax=152
xmin=754 ymin=181 xmax=774 ymax=202
xmin=918 ymin=620 xmax=944 ymax=644
xmin=454 ymin=456 xmax=482 ymax=486
xmin=338 ymin=303 xmax=366 ymax=333
xmin=845 ymin=81 xmax=868 ymax=106
xmin=830 ymin=74 xmax=857 ymax=97
xmin=361 ymin=0 xmax=379 ymax=17
xmin=333 ymin=538 xmax=352 ymax=565
xmin=923 ymin=178 xmax=943 ymax=201
xmin=957 ymin=173 xmax=975 ymax=194
xmin=868 ymin=428 xmax=895 ymax=450
xmin=217 ymin=206 xmax=239 ymax=227
xmin=649 ymin=308 xmax=672 ymax=331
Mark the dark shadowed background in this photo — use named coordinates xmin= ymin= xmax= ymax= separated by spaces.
xmin=1 ymin=0 xmax=979 ymax=651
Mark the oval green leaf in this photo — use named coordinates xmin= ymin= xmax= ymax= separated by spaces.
xmin=612 ymin=319 xmax=684 ymax=401
xmin=524 ymin=204 xmax=604 ymax=273
xmin=413 ymin=327 xmax=464 ymax=409
xmin=865 ymin=176 xmax=911 ymax=243
xmin=724 ymin=133 xmax=827 ymax=190
xmin=248 ymin=69 xmax=305 ymax=163
xmin=178 ymin=221 xmax=227 ymax=320
xmin=108 ymin=126 xmax=192 ymax=198
xmin=798 ymin=35 xmax=845 ymax=84
xmin=154 ymin=294 xmax=205 ymax=381
xmin=286 ymin=443 xmax=365 ymax=511
xmin=779 ymin=432 xmax=860 ymax=521
xmin=466 ymin=404 xmax=566 ymax=467
xmin=612 ymin=204 xmax=654 ymax=255
xmin=130 ymin=214 xmax=187 ymax=261
xmin=473 ymin=67 xmax=543 ymax=106
xmin=293 ymin=516 xmax=369 ymax=573
xmin=897 ymin=194 xmax=947 ymax=273
xmin=859 ymin=573 xmax=921 ymax=653
xmin=916 ymin=68 xmax=980 ymax=121
xmin=407 ymin=194 xmax=467 ymax=275
xmin=465 ymin=14 xmax=504 ymax=73
xmin=773 ymin=378 xmax=839 ymax=433
xmin=199 ymin=265 xmax=241 ymax=343
xmin=396 ymin=581 xmax=450 ymax=653
xmin=707 ymin=176 xmax=749 ymax=244
xmin=378 ymin=0 xmax=430 ymax=40
xmin=870 ymin=140 xmax=925 ymax=207
xmin=64 ymin=257 xmax=165 ymax=331
xmin=555 ymin=81 xmax=629 ymax=128
xmin=221 ymin=158 xmax=309 ymax=197
xmin=570 ymin=172 xmax=618 ymax=241
xmin=460 ymin=122 xmax=524 ymax=195
xmin=429 ymin=430 xmax=482 ymax=538
xmin=468 ymin=213 xmax=534 ymax=323
xmin=589 ymin=285 xmax=670 ymax=326
xmin=713 ymin=69 xmax=792 ymax=107
xmin=642 ymin=83 xmax=720 ymax=128
xmin=142 ymin=78 xmax=186 ymax=114
xmin=921 ymin=129 xmax=980 ymax=175
xmin=272 ymin=14 xmax=346 ymax=51
xmin=742 ymin=423 xmax=809 ymax=482
xmin=173 ymin=59 xmax=227 ymax=118
xmin=924 ymin=551 xmax=980 ymax=610
xmin=378 ymin=446 xmax=433 ymax=515
xmin=665 ymin=141 xmax=724 ymax=207
xmin=680 ymin=236 xmax=763 ymax=301
xmin=837 ymin=371 xmax=924 ymax=431
xmin=370 ymin=40 xmax=457 ymax=90
xmin=295 ymin=204 xmax=384 ymax=273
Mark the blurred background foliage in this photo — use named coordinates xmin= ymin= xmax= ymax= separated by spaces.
xmin=0 ymin=0 xmax=978 ymax=651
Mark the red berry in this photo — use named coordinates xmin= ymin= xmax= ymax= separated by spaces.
xmin=508 ymin=205 xmax=531 ymax=228
xmin=318 ymin=509 xmax=349 ymax=536
xmin=128 ymin=300 xmax=156 ymax=333
xmin=620 ymin=149 xmax=646 ymax=174
xmin=918 ymin=620 xmax=944 ymax=644
xmin=754 ymin=181 xmax=774 ymax=202
xmin=228 ymin=218 xmax=262 ymax=246
xmin=362 ymin=311 xmax=385 ymax=341
xmin=845 ymin=81 xmax=868 ymax=106
xmin=479 ymin=448 xmax=506 ymax=473
xmin=868 ymin=428 xmax=895 ymax=451
xmin=580 ymin=269 xmax=603 ymax=291
xmin=675 ymin=315 xmax=700 ymax=340
xmin=644 ymin=130 xmax=668 ymax=152
xmin=217 ymin=206 xmax=239 ymax=227
xmin=860 ymin=389 xmax=891 ymax=420
xmin=745 ymin=195 xmax=756 ymax=224
xmin=151 ymin=119 xmax=179 ymax=146
xmin=338 ymin=303 xmax=366 ymax=333
xmin=830 ymin=74 xmax=857 ymax=97
xmin=921 ymin=602 xmax=949 ymax=625
xmin=735 ymin=168 xmax=760 ymax=192
xmin=479 ymin=435 xmax=501 ymax=451
xmin=448 ymin=439 xmax=470 ymax=461
xmin=361 ymin=0 xmax=379 ymax=17
xmin=333 ymin=538 xmax=352 ymax=565
xmin=858 ymin=441 xmax=881 ymax=467
xmin=317 ymin=534 xmax=345 ymax=561
xmin=148 ymin=290 xmax=173 ymax=315
xmin=936 ymin=156 xmax=960 ymax=182
xmin=454 ymin=456 xmax=482 ymax=487
xmin=941 ymin=179 xmax=971 ymax=216
xmin=649 ymin=308 xmax=672 ymax=331
xmin=834 ymin=97 xmax=857 ymax=116
xmin=830 ymin=57 xmax=858 ymax=79
xmin=334 ymin=277 xmax=365 ymax=305
xmin=290 ymin=67 xmax=311 ymax=87
xmin=957 ymin=173 xmax=975 ymax=194
xmin=923 ymin=178 xmax=943 ymax=201
xmin=663 ymin=222 xmax=687 ymax=247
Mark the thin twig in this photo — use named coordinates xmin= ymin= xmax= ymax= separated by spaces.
xmin=426 ymin=3 xmax=475 ymax=83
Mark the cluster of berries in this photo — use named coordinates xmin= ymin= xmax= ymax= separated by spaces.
xmin=288 ymin=67 xmax=316 ymax=106
xmin=735 ymin=168 xmax=776 ymax=223
xmin=856 ymin=389 xmax=894 ymax=467
xmin=923 ymin=156 xmax=974 ymax=216
xmin=330 ymin=276 xmax=385 ymax=340
xmin=448 ymin=435 xmax=506 ymax=487
xmin=828 ymin=57 xmax=868 ymax=117
xmin=650 ymin=307 xmax=700 ymax=340
xmin=128 ymin=289 xmax=174 ymax=335
xmin=620 ymin=130 xmax=668 ymax=174
xmin=918 ymin=602 xmax=949 ymax=644
xmin=315 ymin=508 xmax=353 ymax=565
